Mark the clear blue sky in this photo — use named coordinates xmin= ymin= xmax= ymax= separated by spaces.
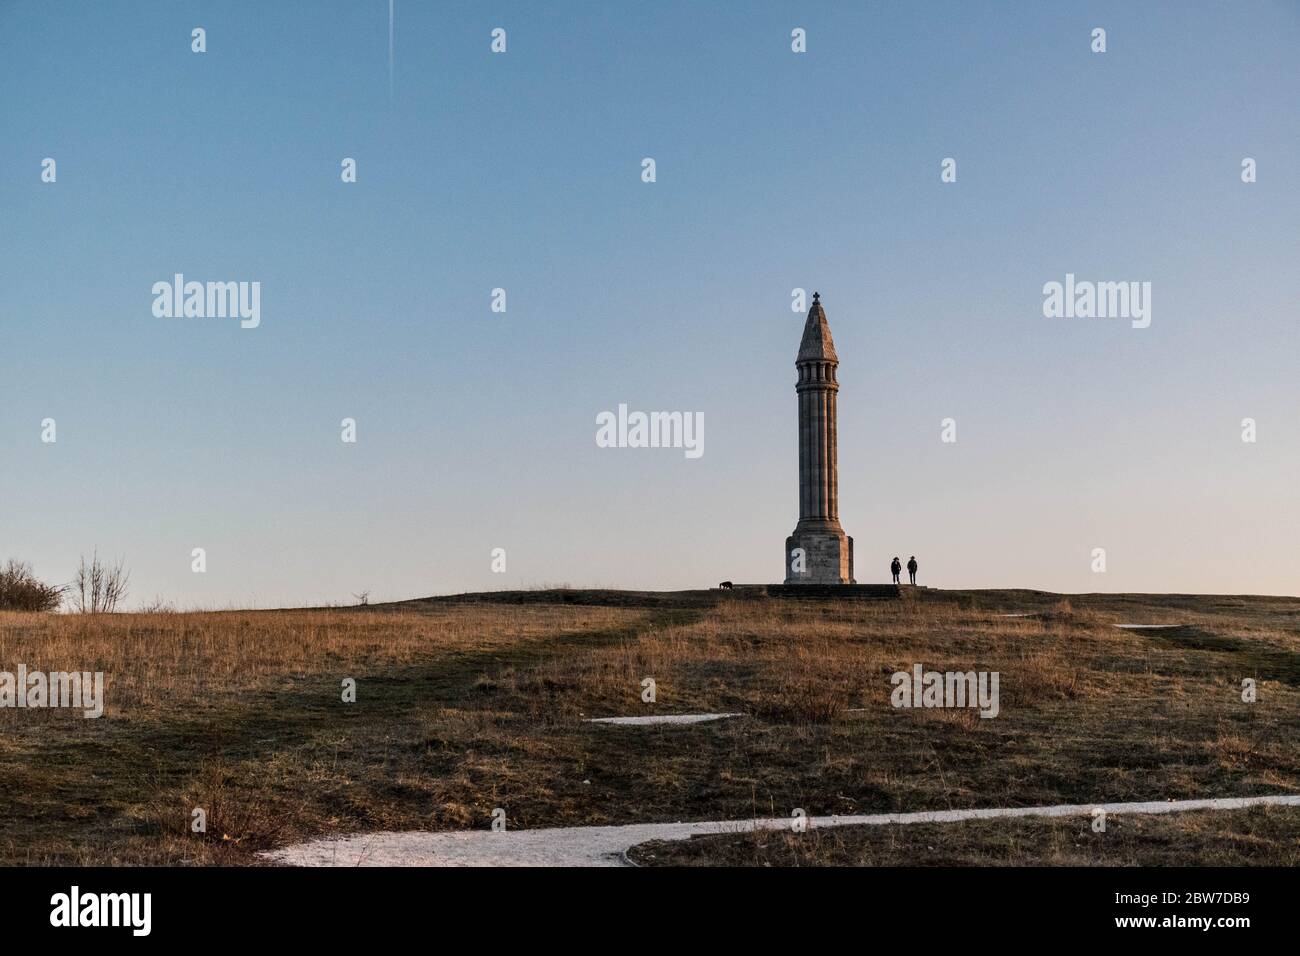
xmin=2 ymin=1 xmax=1298 ymax=606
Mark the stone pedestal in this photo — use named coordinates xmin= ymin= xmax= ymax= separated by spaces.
xmin=785 ymin=528 xmax=855 ymax=584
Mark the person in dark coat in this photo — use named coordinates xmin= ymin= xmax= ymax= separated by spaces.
xmin=890 ymin=556 xmax=902 ymax=584
xmin=907 ymin=556 xmax=918 ymax=585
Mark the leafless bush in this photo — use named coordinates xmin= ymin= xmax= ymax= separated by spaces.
xmin=0 ymin=559 xmax=65 ymax=612
xmin=72 ymin=551 xmax=130 ymax=614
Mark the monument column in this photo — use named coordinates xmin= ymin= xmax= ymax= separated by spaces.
xmin=785 ymin=292 xmax=855 ymax=584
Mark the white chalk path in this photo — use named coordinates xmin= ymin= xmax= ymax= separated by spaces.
xmin=263 ymin=793 xmax=1300 ymax=867
xmin=992 ymin=614 xmax=1184 ymax=629
xmin=584 ymin=713 xmax=742 ymax=726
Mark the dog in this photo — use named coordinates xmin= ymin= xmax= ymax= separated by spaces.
xmin=718 ymin=581 xmax=733 ymax=590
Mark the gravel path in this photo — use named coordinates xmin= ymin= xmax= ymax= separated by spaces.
xmin=264 ymin=793 xmax=1300 ymax=867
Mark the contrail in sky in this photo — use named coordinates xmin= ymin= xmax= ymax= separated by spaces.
xmin=388 ymin=0 xmax=394 ymax=99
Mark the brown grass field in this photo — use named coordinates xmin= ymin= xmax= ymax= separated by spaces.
xmin=0 ymin=587 xmax=1297 ymax=865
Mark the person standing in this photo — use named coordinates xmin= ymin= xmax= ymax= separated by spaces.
xmin=907 ymin=555 xmax=918 ymax=585
xmin=891 ymin=556 xmax=902 ymax=584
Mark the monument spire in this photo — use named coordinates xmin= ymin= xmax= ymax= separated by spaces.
xmin=797 ymin=291 xmax=838 ymax=363
xmin=785 ymin=292 xmax=855 ymax=584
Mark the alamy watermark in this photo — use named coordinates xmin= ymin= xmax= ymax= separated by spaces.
xmin=1 ymin=665 xmax=104 ymax=718
xmin=891 ymin=664 xmax=999 ymax=718
xmin=1042 ymin=273 xmax=1150 ymax=329
xmin=596 ymin=404 xmax=703 ymax=459
xmin=152 ymin=274 xmax=261 ymax=329
xmin=50 ymin=886 xmax=150 ymax=936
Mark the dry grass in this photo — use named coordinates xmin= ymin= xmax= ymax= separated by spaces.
xmin=629 ymin=805 xmax=1300 ymax=867
xmin=1 ymin=588 xmax=1297 ymax=865
xmin=0 ymin=604 xmax=638 ymax=716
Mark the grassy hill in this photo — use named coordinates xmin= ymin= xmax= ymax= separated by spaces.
xmin=0 ymin=587 xmax=1296 ymax=865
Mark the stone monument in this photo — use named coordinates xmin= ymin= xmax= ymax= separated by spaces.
xmin=784 ymin=293 xmax=855 ymax=584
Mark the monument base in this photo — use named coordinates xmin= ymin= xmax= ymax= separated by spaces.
xmin=784 ymin=529 xmax=855 ymax=584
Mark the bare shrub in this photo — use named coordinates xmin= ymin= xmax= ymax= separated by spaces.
xmin=71 ymin=550 xmax=130 ymax=614
xmin=0 ymin=559 xmax=65 ymax=612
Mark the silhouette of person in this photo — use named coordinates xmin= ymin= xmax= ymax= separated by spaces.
xmin=907 ymin=556 xmax=918 ymax=585
xmin=891 ymin=556 xmax=902 ymax=584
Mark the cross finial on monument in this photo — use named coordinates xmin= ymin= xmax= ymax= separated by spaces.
xmin=813 ymin=291 xmax=820 ymax=303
